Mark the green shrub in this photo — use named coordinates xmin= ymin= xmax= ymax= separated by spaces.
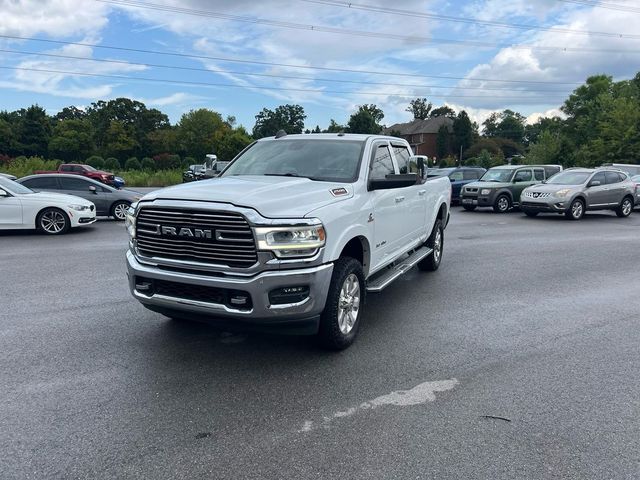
xmin=125 ymin=157 xmax=141 ymax=170
xmin=104 ymin=157 xmax=120 ymax=171
xmin=182 ymin=156 xmax=196 ymax=168
xmin=4 ymin=156 xmax=61 ymax=178
xmin=86 ymin=155 xmax=105 ymax=169
xmin=141 ymin=157 xmax=155 ymax=171
xmin=153 ymin=153 xmax=181 ymax=170
xmin=118 ymin=169 xmax=182 ymax=187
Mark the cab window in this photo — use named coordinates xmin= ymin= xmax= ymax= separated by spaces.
xmin=605 ymin=171 xmax=622 ymax=184
xmin=534 ymin=169 xmax=545 ymax=181
xmin=449 ymin=171 xmax=464 ymax=181
xmin=590 ymin=172 xmax=606 ymax=185
xmin=22 ymin=177 xmax=59 ymax=190
xmin=391 ymin=145 xmax=416 ymax=174
xmin=463 ymin=170 xmax=479 ymax=180
xmin=514 ymin=169 xmax=532 ymax=182
xmin=370 ymin=144 xmax=395 ymax=181
xmin=60 ymin=177 xmax=93 ymax=191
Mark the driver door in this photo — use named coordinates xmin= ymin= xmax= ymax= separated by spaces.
xmin=0 ymin=190 xmax=23 ymax=227
xmin=512 ymin=168 xmax=534 ymax=202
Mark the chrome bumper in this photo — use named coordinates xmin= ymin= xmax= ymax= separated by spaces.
xmin=126 ymin=251 xmax=333 ymax=325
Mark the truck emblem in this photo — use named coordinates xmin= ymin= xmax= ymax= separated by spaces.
xmin=153 ymin=225 xmax=213 ymax=239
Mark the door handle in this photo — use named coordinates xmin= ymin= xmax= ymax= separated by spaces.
xmin=395 ymin=196 xmax=405 ymax=203
xmin=418 ymin=190 xmax=426 ymax=196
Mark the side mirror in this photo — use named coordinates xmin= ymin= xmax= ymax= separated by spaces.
xmin=588 ymin=180 xmax=601 ymax=187
xmin=0 ymin=189 xmax=7 ymax=197
xmin=89 ymin=185 xmax=97 ymax=193
xmin=369 ymin=174 xmax=419 ymax=191
xmin=410 ymin=155 xmax=428 ymax=178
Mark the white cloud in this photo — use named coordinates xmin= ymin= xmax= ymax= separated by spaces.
xmin=0 ymin=0 xmax=110 ymax=37
xmin=526 ymin=108 xmax=565 ymax=125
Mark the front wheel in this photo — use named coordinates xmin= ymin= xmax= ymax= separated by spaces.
xmin=418 ymin=219 xmax=444 ymax=271
xmin=565 ymin=198 xmax=585 ymax=220
xmin=111 ymin=201 xmax=130 ymax=221
xmin=616 ymin=197 xmax=633 ymax=218
xmin=493 ymin=194 xmax=511 ymax=213
xmin=37 ymin=208 xmax=70 ymax=235
xmin=318 ymin=257 xmax=365 ymax=350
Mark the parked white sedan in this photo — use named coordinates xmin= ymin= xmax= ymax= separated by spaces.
xmin=0 ymin=176 xmax=96 ymax=234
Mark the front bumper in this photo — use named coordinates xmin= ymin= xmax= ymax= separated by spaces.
xmin=461 ymin=193 xmax=494 ymax=207
xmin=126 ymin=251 xmax=333 ymax=334
xmin=520 ymin=198 xmax=566 ymax=213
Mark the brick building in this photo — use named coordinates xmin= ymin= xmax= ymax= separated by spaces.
xmin=383 ymin=116 xmax=454 ymax=159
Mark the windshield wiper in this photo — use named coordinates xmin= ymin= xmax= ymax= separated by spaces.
xmin=264 ymin=173 xmax=321 ymax=181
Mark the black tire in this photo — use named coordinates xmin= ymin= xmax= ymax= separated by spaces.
xmin=493 ymin=194 xmax=511 ymax=213
xmin=318 ymin=257 xmax=365 ymax=350
xmin=36 ymin=207 xmax=70 ymax=235
xmin=616 ymin=196 xmax=634 ymax=218
xmin=462 ymin=205 xmax=476 ymax=211
xmin=523 ymin=210 xmax=538 ymax=217
xmin=418 ymin=219 xmax=444 ymax=271
xmin=111 ymin=200 xmax=130 ymax=221
xmin=565 ymin=198 xmax=585 ymax=220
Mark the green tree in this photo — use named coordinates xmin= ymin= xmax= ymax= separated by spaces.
xmin=104 ymin=157 xmax=120 ymax=171
xmin=452 ymin=111 xmax=476 ymax=157
xmin=430 ymin=105 xmax=456 ymax=118
xmin=324 ymin=119 xmax=345 ymax=133
xmin=104 ymin=120 xmax=138 ymax=162
xmin=0 ymin=118 xmax=18 ymax=156
xmin=470 ymin=149 xmax=504 ymax=169
xmin=86 ymin=155 xmax=105 ymax=169
xmin=124 ymin=157 xmax=142 ymax=170
xmin=436 ymin=125 xmax=450 ymax=159
xmin=48 ymin=119 xmax=95 ymax=162
xmin=17 ymin=105 xmax=51 ymax=157
xmin=406 ymin=98 xmax=432 ymax=120
xmin=54 ymin=106 xmax=87 ymax=121
xmin=483 ymin=109 xmax=526 ymax=143
xmin=347 ymin=104 xmax=384 ymax=134
xmin=141 ymin=157 xmax=155 ymax=171
xmin=252 ymin=104 xmax=306 ymax=138
xmin=464 ymin=138 xmax=502 ymax=158
xmin=214 ymin=127 xmax=253 ymax=161
xmin=525 ymin=130 xmax=562 ymax=165
xmin=176 ymin=109 xmax=226 ymax=160
xmin=145 ymin=127 xmax=179 ymax=156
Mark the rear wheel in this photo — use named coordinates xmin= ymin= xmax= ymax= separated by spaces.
xmin=111 ymin=201 xmax=130 ymax=221
xmin=616 ymin=196 xmax=633 ymax=218
xmin=493 ymin=194 xmax=511 ymax=213
xmin=566 ymin=198 xmax=585 ymax=220
xmin=418 ymin=219 xmax=444 ymax=271
xmin=37 ymin=208 xmax=70 ymax=235
xmin=462 ymin=205 xmax=476 ymax=211
xmin=318 ymin=257 xmax=365 ymax=350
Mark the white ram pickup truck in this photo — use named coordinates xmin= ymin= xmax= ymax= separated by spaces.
xmin=125 ymin=133 xmax=451 ymax=349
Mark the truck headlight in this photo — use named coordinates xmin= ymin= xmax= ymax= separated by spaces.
xmin=68 ymin=204 xmax=90 ymax=211
xmin=125 ymin=206 xmax=136 ymax=239
xmin=254 ymin=224 xmax=326 ymax=258
xmin=481 ymin=189 xmax=491 ymax=195
xmin=555 ymin=189 xmax=571 ymax=198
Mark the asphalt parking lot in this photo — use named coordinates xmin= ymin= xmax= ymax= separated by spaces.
xmin=2 ymin=206 xmax=640 ymax=479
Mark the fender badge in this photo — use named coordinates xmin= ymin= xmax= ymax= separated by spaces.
xmin=331 ymin=187 xmax=348 ymax=197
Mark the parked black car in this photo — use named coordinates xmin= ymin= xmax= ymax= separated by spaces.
xmin=17 ymin=174 xmax=141 ymax=220
xmin=427 ymin=167 xmax=486 ymax=202
xmin=183 ymin=164 xmax=206 ymax=183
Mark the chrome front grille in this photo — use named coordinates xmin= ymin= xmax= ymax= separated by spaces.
xmin=135 ymin=208 xmax=257 ymax=268
xmin=524 ymin=191 xmax=551 ymax=199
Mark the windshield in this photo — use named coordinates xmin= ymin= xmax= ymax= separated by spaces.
xmin=83 ymin=165 xmax=97 ymax=172
xmin=222 ymin=139 xmax=364 ymax=182
xmin=631 ymin=175 xmax=640 ymax=182
xmin=0 ymin=176 xmax=34 ymax=194
xmin=480 ymin=169 xmax=513 ymax=182
xmin=427 ymin=168 xmax=454 ymax=177
xmin=546 ymin=171 xmax=591 ymax=185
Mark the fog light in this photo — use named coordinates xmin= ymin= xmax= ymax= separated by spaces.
xmin=269 ymin=286 xmax=310 ymax=305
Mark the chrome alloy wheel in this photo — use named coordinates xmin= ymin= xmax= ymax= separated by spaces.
xmin=337 ymin=273 xmax=361 ymax=335
xmin=622 ymin=198 xmax=632 ymax=216
xmin=40 ymin=210 xmax=66 ymax=233
xmin=113 ymin=203 xmax=129 ymax=220
xmin=497 ymin=196 xmax=509 ymax=212
xmin=572 ymin=201 xmax=583 ymax=219
xmin=433 ymin=228 xmax=442 ymax=264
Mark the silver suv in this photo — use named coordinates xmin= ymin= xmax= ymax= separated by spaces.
xmin=521 ymin=168 xmax=636 ymax=220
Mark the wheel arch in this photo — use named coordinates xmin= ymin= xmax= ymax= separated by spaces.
xmin=337 ymin=235 xmax=371 ymax=277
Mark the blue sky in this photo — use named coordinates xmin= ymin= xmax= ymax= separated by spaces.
xmin=1 ymin=0 xmax=639 ymax=130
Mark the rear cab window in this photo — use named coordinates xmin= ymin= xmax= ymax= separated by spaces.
xmin=534 ymin=169 xmax=545 ymax=181
xmin=391 ymin=144 xmax=417 ymax=175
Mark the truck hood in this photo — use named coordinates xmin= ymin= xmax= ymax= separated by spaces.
xmin=140 ymin=175 xmax=354 ymax=218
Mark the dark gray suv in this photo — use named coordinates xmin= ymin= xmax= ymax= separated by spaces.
xmin=520 ymin=168 xmax=636 ymax=220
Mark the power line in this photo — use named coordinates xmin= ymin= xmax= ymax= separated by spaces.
xmin=94 ymin=0 xmax=640 ymax=53
xmin=0 ymin=65 xmax=569 ymax=100
xmin=0 ymin=34 xmax=586 ymax=85
xmin=0 ymin=49 xmax=574 ymax=94
xmin=557 ymin=0 xmax=640 ymax=14
xmin=300 ymin=0 xmax=640 ymax=39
